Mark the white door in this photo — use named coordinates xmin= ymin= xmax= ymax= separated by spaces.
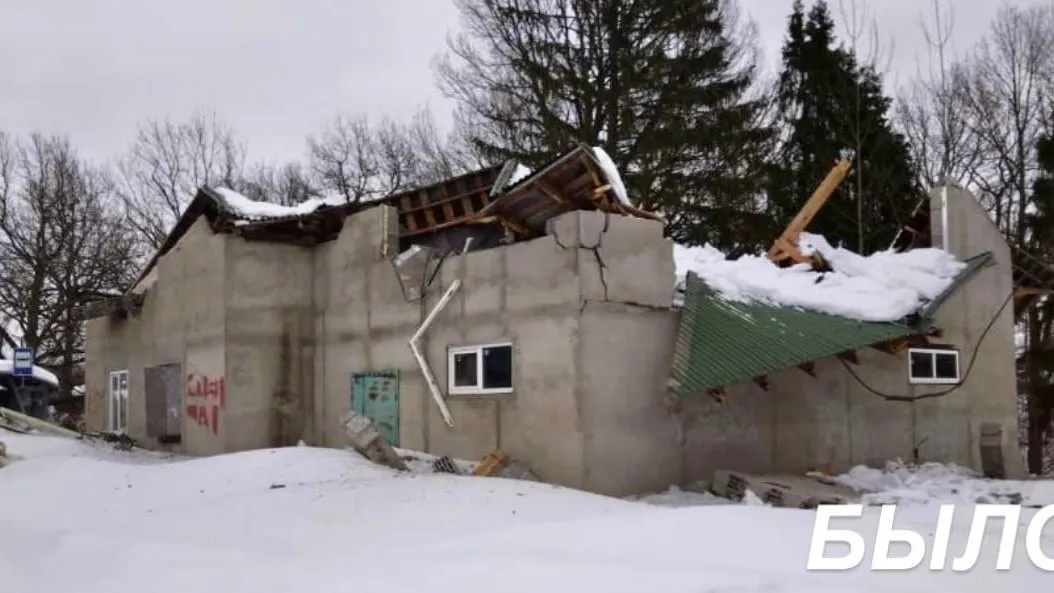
xmin=108 ymin=370 xmax=129 ymax=433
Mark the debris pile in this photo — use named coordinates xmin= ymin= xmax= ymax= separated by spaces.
xmin=340 ymin=414 xmax=540 ymax=482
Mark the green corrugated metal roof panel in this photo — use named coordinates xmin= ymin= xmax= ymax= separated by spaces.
xmin=918 ymin=251 xmax=993 ymax=319
xmin=668 ymin=251 xmax=994 ymax=396
xmin=668 ymin=276 xmax=921 ymax=397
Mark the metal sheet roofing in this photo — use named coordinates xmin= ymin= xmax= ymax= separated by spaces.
xmin=668 ymin=251 xmax=994 ymax=397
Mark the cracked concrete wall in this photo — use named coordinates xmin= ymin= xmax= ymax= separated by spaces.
xmin=87 ymin=182 xmax=1023 ymax=492
xmin=88 ymin=204 xmax=685 ymax=493
xmin=312 ymin=206 xmax=676 ymax=491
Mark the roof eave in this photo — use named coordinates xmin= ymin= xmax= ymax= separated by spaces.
xmin=917 ymin=251 xmax=995 ymax=320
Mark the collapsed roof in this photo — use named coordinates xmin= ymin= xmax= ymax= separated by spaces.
xmin=81 ymin=145 xmax=662 ymax=319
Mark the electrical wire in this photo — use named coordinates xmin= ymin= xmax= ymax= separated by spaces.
xmin=838 ymin=289 xmax=1016 ymax=402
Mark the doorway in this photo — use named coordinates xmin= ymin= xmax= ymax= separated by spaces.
xmin=108 ymin=370 xmax=129 ymax=433
xmin=351 ymin=370 xmax=400 ymax=446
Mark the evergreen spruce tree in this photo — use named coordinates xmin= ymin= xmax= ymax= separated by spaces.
xmin=1024 ymin=130 xmax=1054 ymax=474
xmin=767 ymin=0 xmax=921 ymax=254
xmin=438 ymin=0 xmax=774 ymax=252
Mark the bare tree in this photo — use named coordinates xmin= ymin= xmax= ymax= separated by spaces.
xmin=895 ymin=0 xmax=985 ymax=189
xmin=115 ymin=111 xmax=246 ymax=249
xmin=961 ymin=4 xmax=1054 ymax=238
xmin=0 ymin=132 xmax=138 ymax=395
xmin=306 ymin=109 xmax=468 ymax=202
xmin=240 ymin=161 xmax=322 ymax=206
xmin=836 ymin=0 xmax=903 ymax=250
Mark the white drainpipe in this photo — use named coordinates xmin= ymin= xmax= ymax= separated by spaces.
xmin=941 ymin=185 xmax=950 ymax=252
xmin=409 ymin=278 xmax=460 ymax=428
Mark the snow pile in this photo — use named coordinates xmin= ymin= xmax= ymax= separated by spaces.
xmin=2 ymin=433 xmax=1050 ymax=591
xmin=835 ymin=461 xmax=1054 ymax=506
xmin=630 ymin=485 xmax=732 ymax=507
xmin=506 ymin=163 xmax=532 ymax=188
xmin=211 ymin=187 xmax=348 ymax=221
xmin=592 ymin=147 xmax=630 ymax=205
xmin=675 ymin=233 xmax=966 ymax=322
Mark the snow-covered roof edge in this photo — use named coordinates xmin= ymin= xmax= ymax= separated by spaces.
xmin=0 ymin=360 xmax=59 ymax=387
xmin=673 ymin=235 xmax=987 ymax=324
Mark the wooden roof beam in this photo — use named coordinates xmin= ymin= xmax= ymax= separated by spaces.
xmin=767 ymin=156 xmax=853 ymax=265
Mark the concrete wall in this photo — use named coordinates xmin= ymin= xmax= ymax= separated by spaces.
xmin=84 ymin=219 xmax=315 ymax=455
xmin=224 ymin=237 xmax=315 ymax=450
xmin=84 ymin=219 xmax=228 ymax=453
xmin=927 ymin=184 xmax=1023 ymax=477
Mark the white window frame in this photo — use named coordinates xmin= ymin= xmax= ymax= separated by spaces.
xmin=447 ymin=342 xmax=514 ymax=395
xmin=108 ymin=369 xmax=129 ymax=433
xmin=907 ymin=348 xmax=961 ymax=385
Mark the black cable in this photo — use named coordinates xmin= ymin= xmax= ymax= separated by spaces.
xmin=838 ymin=289 xmax=1016 ymax=402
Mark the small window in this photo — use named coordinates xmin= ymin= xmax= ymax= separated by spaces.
xmin=447 ymin=343 xmax=514 ymax=395
xmin=908 ymin=348 xmax=960 ymax=385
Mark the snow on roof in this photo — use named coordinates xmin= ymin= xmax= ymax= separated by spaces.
xmin=211 ymin=188 xmax=348 ymax=222
xmin=591 ymin=147 xmax=630 ymax=205
xmin=675 ymin=232 xmax=966 ymax=323
xmin=506 ymin=164 xmax=532 ymax=188
xmin=0 ymin=360 xmax=59 ymax=387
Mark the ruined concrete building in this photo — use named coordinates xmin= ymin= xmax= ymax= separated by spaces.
xmin=82 ymin=145 xmax=1029 ymax=495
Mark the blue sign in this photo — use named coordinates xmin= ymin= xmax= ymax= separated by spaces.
xmin=12 ymin=347 xmax=33 ymax=376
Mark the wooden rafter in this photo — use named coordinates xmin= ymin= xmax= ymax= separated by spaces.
xmin=768 ymin=156 xmax=854 ymax=265
xmin=871 ymin=334 xmax=930 ymax=356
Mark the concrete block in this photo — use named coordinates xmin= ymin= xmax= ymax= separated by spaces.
xmin=711 ymin=470 xmax=860 ymax=508
xmin=342 ymin=411 xmax=407 ymax=470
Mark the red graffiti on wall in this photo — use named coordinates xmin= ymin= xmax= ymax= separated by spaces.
xmin=186 ymin=373 xmax=225 ymax=435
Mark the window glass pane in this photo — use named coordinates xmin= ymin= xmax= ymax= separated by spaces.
xmin=119 ymin=396 xmax=127 ymax=432
xmin=452 ymin=352 xmax=478 ymax=387
xmin=910 ymin=351 xmax=933 ymax=379
xmin=482 ymin=346 xmax=512 ymax=389
xmin=110 ymin=374 xmax=119 ymax=392
xmin=119 ymin=371 xmax=128 ymax=392
xmin=934 ymin=353 xmax=959 ymax=380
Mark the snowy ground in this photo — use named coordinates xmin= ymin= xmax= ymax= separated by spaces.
xmin=1 ymin=433 xmax=1051 ymax=592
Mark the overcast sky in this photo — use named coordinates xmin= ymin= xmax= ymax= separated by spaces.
xmin=0 ymin=0 xmax=1022 ymax=165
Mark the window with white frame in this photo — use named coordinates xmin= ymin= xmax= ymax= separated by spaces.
xmin=108 ymin=370 xmax=129 ymax=433
xmin=447 ymin=342 xmax=514 ymax=395
xmin=908 ymin=348 xmax=960 ymax=385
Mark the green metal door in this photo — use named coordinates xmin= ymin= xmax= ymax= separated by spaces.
xmin=351 ymin=370 xmax=400 ymax=446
